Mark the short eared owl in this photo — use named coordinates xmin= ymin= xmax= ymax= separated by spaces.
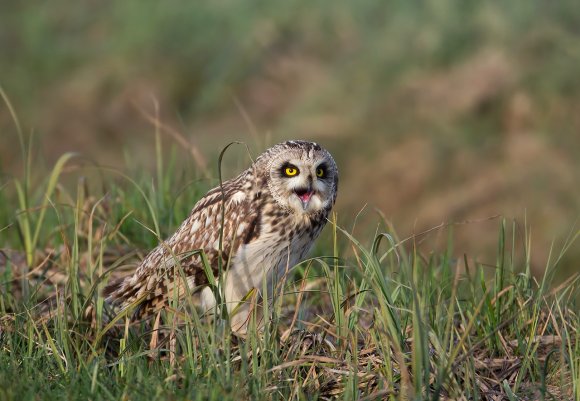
xmin=105 ymin=140 xmax=338 ymax=332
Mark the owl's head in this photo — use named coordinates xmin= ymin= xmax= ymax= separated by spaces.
xmin=256 ymin=140 xmax=338 ymax=216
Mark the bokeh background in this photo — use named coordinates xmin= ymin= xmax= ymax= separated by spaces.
xmin=1 ymin=1 xmax=578 ymax=275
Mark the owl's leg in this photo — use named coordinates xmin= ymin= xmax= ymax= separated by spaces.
xmin=223 ymin=273 xmax=266 ymax=335
xmin=199 ymin=286 xmax=217 ymax=314
xmin=197 ymin=279 xmax=257 ymax=334
xmin=225 ymin=286 xmax=255 ymax=335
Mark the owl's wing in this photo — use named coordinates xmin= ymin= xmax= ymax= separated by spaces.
xmin=104 ymin=180 xmax=260 ymax=318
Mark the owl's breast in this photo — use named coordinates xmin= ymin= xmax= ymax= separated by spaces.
xmin=226 ymin=209 xmax=326 ymax=298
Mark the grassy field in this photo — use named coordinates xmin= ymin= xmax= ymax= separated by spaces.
xmin=1 ymin=2 xmax=579 ymax=399
xmin=0 ymin=117 xmax=578 ymax=401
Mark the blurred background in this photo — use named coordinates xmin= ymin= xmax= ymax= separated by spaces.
xmin=1 ymin=1 xmax=578 ymax=275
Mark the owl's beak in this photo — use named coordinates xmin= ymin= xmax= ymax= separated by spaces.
xmin=295 ymin=186 xmax=314 ymax=209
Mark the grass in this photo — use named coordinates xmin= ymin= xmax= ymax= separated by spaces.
xmin=0 ymin=110 xmax=578 ymax=400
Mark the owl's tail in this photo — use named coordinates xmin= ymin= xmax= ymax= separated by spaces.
xmin=102 ymin=276 xmax=133 ymax=304
xmin=102 ymin=274 xmax=152 ymax=320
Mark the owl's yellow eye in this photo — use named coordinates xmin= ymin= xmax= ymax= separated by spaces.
xmin=316 ymin=167 xmax=325 ymax=178
xmin=284 ymin=166 xmax=299 ymax=177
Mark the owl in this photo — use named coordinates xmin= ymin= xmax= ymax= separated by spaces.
xmin=105 ymin=140 xmax=338 ymax=332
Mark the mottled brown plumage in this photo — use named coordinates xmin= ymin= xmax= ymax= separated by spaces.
xmin=105 ymin=140 xmax=338 ymax=332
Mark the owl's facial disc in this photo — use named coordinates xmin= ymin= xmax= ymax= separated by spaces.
xmin=272 ymin=159 xmax=332 ymax=214
xmin=264 ymin=141 xmax=337 ymax=217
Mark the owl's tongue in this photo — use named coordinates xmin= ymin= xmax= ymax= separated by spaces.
xmin=295 ymin=188 xmax=313 ymax=204
xmin=299 ymin=191 xmax=312 ymax=203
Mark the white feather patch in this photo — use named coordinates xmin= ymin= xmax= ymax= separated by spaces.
xmin=231 ymin=191 xmax=246 ymax=204
xmin=189 ymin=220 xmax=201 ymax=234
xmin=236 ymin=223 xmax=247 ymax=236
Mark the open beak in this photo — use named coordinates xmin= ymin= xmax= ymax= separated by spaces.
xmin=294 ymin=186 xmax=314 ymax=209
